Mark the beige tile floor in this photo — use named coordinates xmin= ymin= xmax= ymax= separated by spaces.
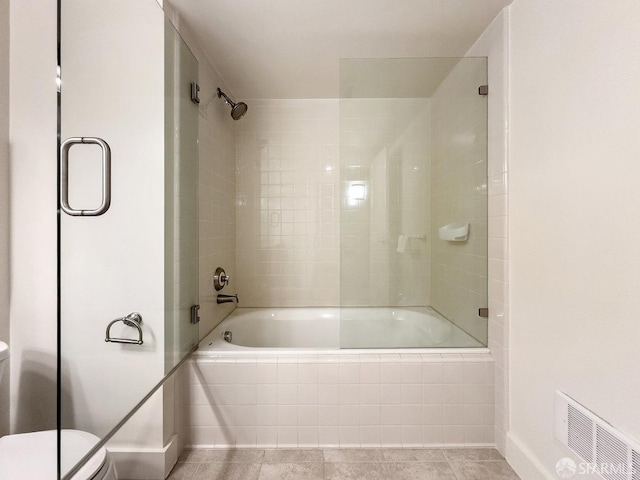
xmin=167 ymin=448 xmax=521 ymax=480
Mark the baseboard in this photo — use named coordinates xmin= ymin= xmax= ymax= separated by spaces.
xmin=506 ymin=432 xmax=555 ymax=480
xmin=108 ymin=434 xmax=179 ymax=480
xmin=187 ymin=442 xmax=497 ymax=449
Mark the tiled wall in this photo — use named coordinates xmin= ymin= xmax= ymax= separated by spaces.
xmin=340 ymin=99 xmax=431 ymax=306
xmin=235 ymin=100 xmax=340 ymax=307
xmin=430 ymin=59 xmax=489 ymax=344
xmin=186 ymin=353 xmax=495 ymax=448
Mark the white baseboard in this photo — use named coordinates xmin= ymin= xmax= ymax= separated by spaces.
xmin=506 ymin=432 xmax=555 ymax=480
xmin=108 ymin=434 xmax=179 ymax=480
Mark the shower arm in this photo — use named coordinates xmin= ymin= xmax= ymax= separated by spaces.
xmin=217 ymin=88 xmax=234 ymax=106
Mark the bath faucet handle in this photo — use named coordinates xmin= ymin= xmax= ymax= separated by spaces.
xmin=214 ymin=267 xmax=230 ymax=291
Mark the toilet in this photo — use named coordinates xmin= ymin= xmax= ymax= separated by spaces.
xmin=0 ymin=341 xmax=118 ymax=480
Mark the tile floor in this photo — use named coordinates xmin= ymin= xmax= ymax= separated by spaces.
xmin=167 ymin=448 xmax=521 ymax=480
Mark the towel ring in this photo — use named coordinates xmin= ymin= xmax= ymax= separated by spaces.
xmin=105 ymin=312 xmax=143 ymax=345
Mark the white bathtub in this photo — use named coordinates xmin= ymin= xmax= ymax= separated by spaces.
xmin=196 ymin=307 xmax=484 ymax=354
xmin=188 ymin=308 xmax=494 ymax=448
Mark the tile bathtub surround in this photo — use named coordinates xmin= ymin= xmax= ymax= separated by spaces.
xmin=167 ymin=447 xmax=520 ymax=480
xmin=185 ymin=353 xmax=494 ymax=449
xmin=235 ymin=100 xmax=341 ymax=307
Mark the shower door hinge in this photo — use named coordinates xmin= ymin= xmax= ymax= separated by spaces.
xmin=191 ymin=82 xmax=200 ymax=104
xmin=478 ymin=85 xmax=489 ymax=96
xmin=478 ymin=308 xmax=489 ymax=318
xmin=191 ymin=304 xmax=200 ymax=324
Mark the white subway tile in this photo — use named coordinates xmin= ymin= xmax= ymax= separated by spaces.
xmin=256 ymin=384 xmax=277 ymax=405
xmin=380 ymin=426 xmax=402 ymax=447
xmin=277 ymin=384 xmax=298 ymax=405
xmin=401 ymin=363 xmax=422 ymax=383
xmin=319 ymin=405 xmax=339 ymax=426
xmin=381 ymin=363 xmax=402 ymax=384
xmin=277 ymin=406 xmax=298 ymax=426
xmin=401 ymin=384 xmax=423 ymax=404
xmin=381 ymin=384 xmax=402 ymax=405
xmin=277 ymin=426 xmax=298 ymax=447
xmin=339 ymin=426 xmax=360 ymax=447
xmin=298 ymin=405 xmax=319 ymax=426
xmin=339 ymin=405 xmax=360 ymax=426
xmin=339 ymin=384 xmax=360 ymax=405
xmin=319 ymin=363 xmax=340 ymax=384
xmin=402 ymin=425 xmax=423 ymax=446
xmin=318 ymin=426 xmax=340 ymax=447
xmin=298 ymin=384 xmax=319 ymax=405
xmin=298 ymin=426 xmax=319 ymax=447
xmin=444 ymin=405 xmax=465 ymax=426
xmin=443 ymin=363 xmax=465 ymax=384
xmin=422 ymin=363 xmax=444 ymax=384
xmin=360 ymin=384 xmax=381 ymax=405
xmin=423 ymin=425 xmax=444 ymax=445
xmin=277 ymin=363 xmax=298 ymax=384
xmin=256 ymin=426 xmax=278 ymax=447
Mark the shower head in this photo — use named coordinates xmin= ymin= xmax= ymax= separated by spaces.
xmin=217 ymin=88 xmax=248 ymax=121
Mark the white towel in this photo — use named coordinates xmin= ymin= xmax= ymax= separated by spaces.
xmin=396 ymin=234 xmax=408 ymax=253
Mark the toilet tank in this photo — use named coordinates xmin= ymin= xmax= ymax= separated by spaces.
xmin=0 ymin=341 xmax=8 ymax=384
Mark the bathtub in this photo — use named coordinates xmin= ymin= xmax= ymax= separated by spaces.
xmin=196 ymin=306 xmax=484 ymax=353
xmin=186 ymin=307 xmax=495 ymax=449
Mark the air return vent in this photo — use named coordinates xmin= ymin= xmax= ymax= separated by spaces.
xmin=556 ymin=391 xmax=640 ymax=480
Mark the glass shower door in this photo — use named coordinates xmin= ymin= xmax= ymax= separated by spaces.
xmin=339 ymin=58 xmax=489 ymax=349
xmin=58 ymin=1 xmax=198 ymax=478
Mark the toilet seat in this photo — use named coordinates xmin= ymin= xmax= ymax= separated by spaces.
xmin=0 ymin=429 xmax=110 ymax=480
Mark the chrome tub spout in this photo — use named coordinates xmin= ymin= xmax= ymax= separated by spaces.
xmin=217 ymin=294 xmax=238 ymax=304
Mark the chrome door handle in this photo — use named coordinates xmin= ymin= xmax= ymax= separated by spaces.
xmin=60 ymin=137 xmax=111 ymax=216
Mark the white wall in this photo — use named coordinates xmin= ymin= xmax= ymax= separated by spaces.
xmin=9 ymin=0 xmax=58 ymax=434
xmin=508 ymin=1 xmax=640 ymax=478
xmin=236 ymin=100 xmax=340 ymax=307
xmin=0 ymin=0 xmax=10 ymax=438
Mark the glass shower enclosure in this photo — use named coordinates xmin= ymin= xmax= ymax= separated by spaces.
xmin=58 ymin=1 xmax=198 ymax=478
xmin=339 ymin=58 xmax=489 ymax=349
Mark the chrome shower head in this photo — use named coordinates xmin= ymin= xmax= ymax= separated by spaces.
xmin=217 ymin=88 xmax=248 ymax=121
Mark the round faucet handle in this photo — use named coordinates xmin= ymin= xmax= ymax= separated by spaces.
xmin=214 ymin=267 xmax=230 ymax=291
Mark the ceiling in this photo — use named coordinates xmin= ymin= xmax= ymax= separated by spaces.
xmin=168 ymin=0 xmax=511 ymax=99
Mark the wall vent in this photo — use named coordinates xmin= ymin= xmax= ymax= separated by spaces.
xmin=556 ymin=391 xmax=640 ymax=480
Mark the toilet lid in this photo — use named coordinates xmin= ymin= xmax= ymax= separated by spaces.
xmin=0 ymin=429 xmax=107 ymax=480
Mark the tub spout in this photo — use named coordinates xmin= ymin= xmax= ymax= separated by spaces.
xmin=217 ymin=294 xmax=238 ymax=304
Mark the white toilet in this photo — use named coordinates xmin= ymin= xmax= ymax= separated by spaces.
xmin=0 ymin=341 xmax=118 ymax=480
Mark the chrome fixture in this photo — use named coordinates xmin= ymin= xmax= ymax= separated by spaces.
xmin=191 ymin=82 xmax=200 ymax=104
xmin=217 ymin=88 xmax=248 ymax=120
xmin=60 ymin=137 xmax=111 ymax=216
xmin=105 ymin=312 xmax=143 ymax=345
xmin=223 ymin=331 xmax=232 ymax=343
xmin=191 ymin=304 xmax=200 ymax=324
xmin=214 ymin=267 xmax=230 ymax=291
xmin=217 ymin=294 xmax=238 ymax=304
